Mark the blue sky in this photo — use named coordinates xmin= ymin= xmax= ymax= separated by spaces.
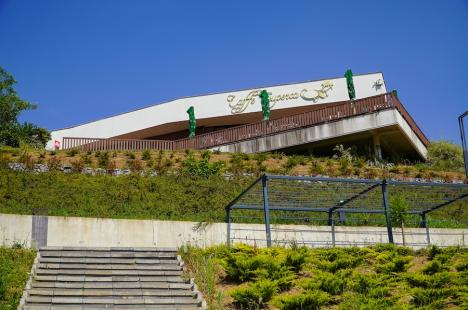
xmin=0 ymin=0 xmax=467 ymax=142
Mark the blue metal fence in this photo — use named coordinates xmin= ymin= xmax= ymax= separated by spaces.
xmin=225 ymin=174 xmax=468 ymax=247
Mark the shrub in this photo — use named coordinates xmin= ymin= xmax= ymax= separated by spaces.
xmin=141 ymin=149 xmax=152 ymax=161
xmin=230 ymin=279 xmax=278 ymax=308
xmin=0 ymin=247 xmax=36 ymax=309
xmin=283 ymin=155 xmax=308 ymax=172
xmin=253 ymin=152 xmax=268 ymax=164
xmin=229 ymin=153 xmax=246 ymax=176
xmin=182 ymin=155 xmax=223 ymax=178
xmin=47 ymin=156 xmax=61 ymax=171
xmin=422 ymin=260 xmax=446 ymax=275
xmin=376 ymin=256 xmax=411 ymax=273
xmin=18 ymin=149 xmax=34 ymax=169
xmin=80 ymin=153 xmax=93 ymax=165
xmin=200 ymin=150 xmax=212 ymax=161
xmin=272 ymin=291 xmax=330 ymax=310
xmin=97 ymin=151 xmax=109 ymax=168
xmin=181 ymin=246 xmax=224 ymax=310
xmin=128 ymin=158 xmax=144 ymax=172
xmin=412 ymin=287 xmax=454 ymax=307
xmin=70 ymin=159 xmax=84 ymax=173
xmin=309 ymin=159 xmax=325 ymax=175
xmin=66 ymin=148 xmax=79 ymax=157
xmin=333 ymin=144 xmax=354 ymax=162
xmin=284 ymin=249 xmax=307 ymax=272
xmin=427 ymin=140 xmax=464 ymax=172
xmin=125 ymin=151 xmax=136 ymax=159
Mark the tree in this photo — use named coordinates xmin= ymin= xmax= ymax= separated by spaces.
xmin=390 ymin=194 xmax=409 ymax=246
xmin=427 ymin=140 xmax=464 ymax=172
xmin=0 ymin=66 xmax=50 ymax=147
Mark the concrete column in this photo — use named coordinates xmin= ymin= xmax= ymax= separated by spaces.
xmin=373 ymin=134 xmax=382 ymax=161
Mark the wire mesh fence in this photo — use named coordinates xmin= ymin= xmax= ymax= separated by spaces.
xmin=226 ymin=175 xmax=468 ymax=248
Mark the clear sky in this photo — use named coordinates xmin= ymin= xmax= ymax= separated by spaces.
xmin=0 ymin=0 xmax=467 ymax=142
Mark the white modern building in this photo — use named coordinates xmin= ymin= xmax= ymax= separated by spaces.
xmin=48 ymin=72 xmax=429 ymax=160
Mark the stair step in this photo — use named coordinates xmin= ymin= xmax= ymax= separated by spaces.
xmin=33 ymin=275 xmax=187 ymax=283
xmin=40 ymin=252 xmax=177 ymax=259
xmin=26 ymin=296 xmax=200 ymax=305
xmin=35 ymin=269 xmax=183 ymax=276
xmin=37 ymin=263 xmax=179 ymax=270
xmin=28 ymin=289 xmax=196 ymax=297
xmin=22 ymin=247 xmax=203 ymax=309
xmin=31 ymin=281 xmax=193 ymax=290
xmin=40 ymin=247 xmax=177 ymax=252
xmin=39 ymin=257 xmax=177 ymax=264
xmin=24 ymin=305 xmax=202 ymax=309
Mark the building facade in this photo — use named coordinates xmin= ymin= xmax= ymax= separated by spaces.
xmin=48 ymin=72 xmax=428 ymax=161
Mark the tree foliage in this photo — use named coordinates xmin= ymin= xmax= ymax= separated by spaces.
xmin=427 ymin=140 xmax=464 ymax=172
xmin=0 ymin=66 xmax=50 ymax=147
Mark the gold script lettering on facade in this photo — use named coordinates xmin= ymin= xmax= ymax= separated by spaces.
xmin=228 ymin=80 xmax=334 ymax=114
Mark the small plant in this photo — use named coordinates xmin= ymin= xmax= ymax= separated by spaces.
xmin=47 ymin=156 xmax=61 ymax=171
xmin=70 ymin=158 xmax=84 ymax=173
xmin=80 ymin=153 xmax=93 ymax=165
xmin=18 ymin=149 xmax=34 ymax=169
xmin=230 ymin=279 xmax=278 ymax=308
xmin=125 ymin=151 xmax=136 ymax=159
xmin=309 ymin=159 xmax=325 ymax=175
xmin=97 ymin=151 xmax=109 ymax=168
xmin=200 ymin=150 xmax=212 ymax=161
xmin=390 ymin=194 xmax=409 ymax=246
xmin=272 ymin=291 xmax=330 ymax=310
xmin=66 ymin=148 xmax=79 ymax=157
xmin=182 ymin=155 xmax=223 ymax=178
xmin=333 ymin=144 xmax=354 ymax=162
xmin=271 ymin=152 xmax=285 ymax=160
xmin=142 ymin=149 xmax=152 ymax=161
xmin=128 ymin=158 xmax=144 ymax=172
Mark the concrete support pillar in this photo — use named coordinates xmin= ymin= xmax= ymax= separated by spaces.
xmin=373 ymin=134 xmax=382 ymax=161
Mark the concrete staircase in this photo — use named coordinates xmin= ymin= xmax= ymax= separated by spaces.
xmin=20 ymin=247 xmax=205 ymax=309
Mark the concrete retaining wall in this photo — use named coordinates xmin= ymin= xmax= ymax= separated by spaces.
xmin=0 ymin=213 xmax=466 ymax=249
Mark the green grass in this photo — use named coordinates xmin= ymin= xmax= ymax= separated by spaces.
xmin=0 ymin=169 xmax=251 ymax=222
xmin=0 ymin=168 xmax=466 ymax=228
xmin=181 ymin=244 xmax=468 ymax=309
xmin=0 ymin=247 xmax=36 ymax=310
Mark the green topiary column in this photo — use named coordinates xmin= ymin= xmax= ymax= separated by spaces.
xmin=344 ymin=69 xmax=356 ymax=100
xmin=259 ymin=90 xmax=271 ymax=121
xmin=187 ymin=106 xmax=196 ymax=138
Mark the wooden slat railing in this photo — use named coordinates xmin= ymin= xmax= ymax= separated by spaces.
xmin=62 ymin=92 xmax=428 ymax=151
xmin=62 ymin=137 xmax=174 ymax=152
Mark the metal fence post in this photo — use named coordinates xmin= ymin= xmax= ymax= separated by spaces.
xmin=331 ymin=213 xmax=336 ymax=247
xmin=262 ymin=175 xmax=272 ymax=247
xmin=381 ymin=180 xmax=394 ymax=244
xmin=226 ymin=207 xmax=231 ymax=247
xmin=421 ymin=212 xmax=430 ymax=245
xmin=327 ymin=209 xmax=334 ymax=226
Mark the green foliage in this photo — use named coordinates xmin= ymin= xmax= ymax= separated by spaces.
xmin=272 ymin=291 xmax=330 ymax=310
xmin=183 ymin=244 xmax=468 ymax=309
xmin=412 ymin=287 xmax=454 ymax=307
xmin=0 ymin=169 xmax=250 ymax=221
xmin=390 ymin=194 xmax=409 ymax=227
xmin=0 ymin=247 xmax=36 ymax=309
xmin=97 ymin=151 xmax=109 ymax=168
xmin=66 ymin=148 xmax=79 ymax=157
xmin=427 ymin=140 xmax=464 ymax=172
xmin=0 ymin=67 xmax=50 ymax=147
xmin=333 ymin=144 xmax=354 ymax=162
xmin=180 ymin=246 xmax=224 ymax=310
xmin=141 ymin=149 xmax=152 ymax=161
xmin=283 ymin=155 xmax=308 ymax=171
xmin=181 ymin=155 xmax=223 ymax=178
xmin=230 ymin=279 xmax=278 ymax=308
